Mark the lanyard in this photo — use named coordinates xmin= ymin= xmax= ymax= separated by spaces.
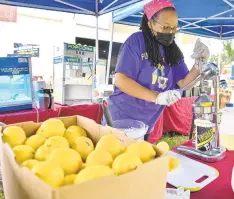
xmin=157 ymin=63 xmax=165 ymax=77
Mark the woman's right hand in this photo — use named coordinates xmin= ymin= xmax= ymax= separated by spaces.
xmin=155 ymin=90 xmax=181 ymax=106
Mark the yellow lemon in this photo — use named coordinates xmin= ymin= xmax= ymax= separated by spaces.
xmin=48 ymin=148 xmax=83 ymax=175
xmin=35 ymin=136 xmax=70 ymax=161
xmin=38 ymin=119 xmax=65 ymax=138
xmin=112 ymin=153 xmax=142 ymax=175
xmin=36 ymin=127 xmax=42 ymax=134
xmin=155 ymin=141 xmax=170 ymax=157
xmin=44 ymin=136 xmax=69 ymax=149
xmin=35 ymin=145 xmax=51 ymax=161
xmin=3 ymin=126 xmax=26 ymax=148
xmin=32 ymin=161 xmax=64 ymax=188
xmin=126 ymin=141 xmax=156 ymax=163
xmin=63 ymin=174 xmax=76 ymax=185
xmin=64 ymin=125 xmax=87 ymax=146
xmin=25 ymin=134 xmax=47 ymax=150
xmin=95 ymin=135 xmax=123 ymax=158
xmin=13 ymin=145 xmax=35 ymax=164
xmin=168 ymin=157 xmax=180 ymax=172
xmin=74 ymin=165 xmax=114 ymax=184
xmin=86 ymin=149 xmax=113 ymax=167
xmin=21 ymin=159 xmax=39 ymax=170
xmin=72 ymin=137 xmax=94 ymax=161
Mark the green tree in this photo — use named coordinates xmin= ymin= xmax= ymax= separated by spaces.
xmin=223 ymin=41 xmax=234 ymax=63
xmin=209 ymin=40 xmax=234 ymax=72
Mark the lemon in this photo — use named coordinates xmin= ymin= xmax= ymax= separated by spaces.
xmin=112 ymin=153 xmax=142 ymax=175
xmin=48 ymin=148 xmax=83 ymax=175
xmin=63 ymin=174 xmax=76 ymax=185
xmin=25 ymin=134 xmax=47 ymax=150
xmin=155 ymin=141 xmax=169 ymax=157
xmin=74 ymin=165 xmax=114 ymax=184
xmin=35 ymin=145 xmax=51 ymax=161
xmin=121 ymin=146 xmax=127 ymax=153
xmin=168 ymin=157 xmax=180 ymax=172
xmin=3 ymin=126 xmax=26 ymax=148
xmin=86 ymin=149 xmax=113 ymax=167
xmin=35 ymin=136 xmax=69 ymax=161
xmin=72 ymin=137 xmax=94 ymax=161
xmin=81 ymin=163 xmax=86 ymax=170
xmin=36 ymin=127 xmax=42 ymax=134
xmin=44 ymin=136 xmax=69 ymax=149
xmin=13 ymin=145 xmax=35 ymax=164
xmin=21 ymin=159 xmax=39 ymax=170
xmin=32 ymin=161 xmax=64 ymax=188
xmin=38 ymin=119 xmax=65 ymax=138
xmin=64 ymin=125 xmax=87 ymax=146
xmin=95 ymin=135 xmax=123 ymax=158
xmin=126 ymin=141 xmax=156 ymax=163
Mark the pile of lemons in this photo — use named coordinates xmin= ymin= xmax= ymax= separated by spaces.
xmin=3 ymin=118 xmax=176 ymax=188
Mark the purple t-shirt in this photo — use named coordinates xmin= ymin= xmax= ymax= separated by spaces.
xmin=107 ymin=32 xmax=189 ymax=133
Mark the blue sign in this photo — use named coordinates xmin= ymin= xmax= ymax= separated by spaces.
xmin=54 ymin=56 xmax=63 ymax=64
xmin=0 ymin=57 xmax=30 ymax=76
xmin=64 ymin=56 xmax=81 ymax=63
xmin=64 ymin=43 xmax=94 ymax=52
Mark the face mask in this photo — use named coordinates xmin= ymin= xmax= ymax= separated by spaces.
xmin=154 ymin=32 xmax=175 ymax=47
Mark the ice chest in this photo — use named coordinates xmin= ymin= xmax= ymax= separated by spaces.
xmin=0 ymin=116 xmax=169 ymax=199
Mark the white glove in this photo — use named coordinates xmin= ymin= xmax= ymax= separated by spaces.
xmin=191 ymin=39 xmax=210 ymax=71
xmin=155 ymin=90 xmax=181 ymax=106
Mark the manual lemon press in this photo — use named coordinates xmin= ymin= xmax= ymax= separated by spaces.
xmin=177 ymin=63 xmax=226 ymax=162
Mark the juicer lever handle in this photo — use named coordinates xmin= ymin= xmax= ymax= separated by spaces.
xmin=102 ymin=100 xmax=113 ymax=127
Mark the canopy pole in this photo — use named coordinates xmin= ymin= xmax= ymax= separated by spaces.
xmin=96 ymin=15 xmax=99 ymax=60
xmin=95 ymin=0 xmax=99 ymax=60
xmin=218 ymin=25 xmax=223 ymax=70
xmin=106 ymin=20 xmax=114 ymax=84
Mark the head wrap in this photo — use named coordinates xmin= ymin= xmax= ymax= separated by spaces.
xmin=144 ymin=0 xmax=175 ymax=20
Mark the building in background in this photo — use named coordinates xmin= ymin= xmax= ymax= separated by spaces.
xmin=0 ymin=6 xmax=224 ymax=83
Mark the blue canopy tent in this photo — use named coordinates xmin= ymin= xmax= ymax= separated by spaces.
xmin=0 ymin=0 xmax=143 ymax=15
xmin=104 ymin=0 xmax=234 ymax=83
xmin=113 ymin=0 xmax=234 ymax=39
xmin=0 ymin=0 xmax=145 ymax=60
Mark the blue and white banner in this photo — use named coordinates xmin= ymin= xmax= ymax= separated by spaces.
xmin=53 ymin=56 xmax=63 ymax=64
xmin=64 ymin=56 xmax=81 ymax=63
xmin=0 ymin=57 xmax=30 ymax=76
xmin=64 ymin=43 xmax=94 ymax=52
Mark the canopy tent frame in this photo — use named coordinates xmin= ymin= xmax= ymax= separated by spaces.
xmin=0 ymin=0 xmax=145 ymax=61
xmin=0 ymin=0 xmax=143 ymax=15
xmin=112 ymin=0 xmax=234 ymax=39
xmin=55 ymin=0 xmax=95 ymax=14
xmin=106 ymin=0 xmax=234 ymax=84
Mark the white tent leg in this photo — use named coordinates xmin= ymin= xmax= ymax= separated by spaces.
xmin=218 ymin=26 xmax=223 ymax=70
xmin=96 ymin=15 xmax=99 ymax=60
xmin=106 ymin=22 xmax=114 ymax=84
xmin=218 ymin=50 xmax=222 ymax=70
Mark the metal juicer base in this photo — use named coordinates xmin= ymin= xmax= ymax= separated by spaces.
xmin=177 ymin=146 xmax=226 ymax=162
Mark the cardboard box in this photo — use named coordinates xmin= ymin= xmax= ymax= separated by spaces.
xmin=0 ymin=116 xmax=168 ymax=199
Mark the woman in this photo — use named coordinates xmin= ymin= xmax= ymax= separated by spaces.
xmin=103 ymin=0 xmax=210 ymax=141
